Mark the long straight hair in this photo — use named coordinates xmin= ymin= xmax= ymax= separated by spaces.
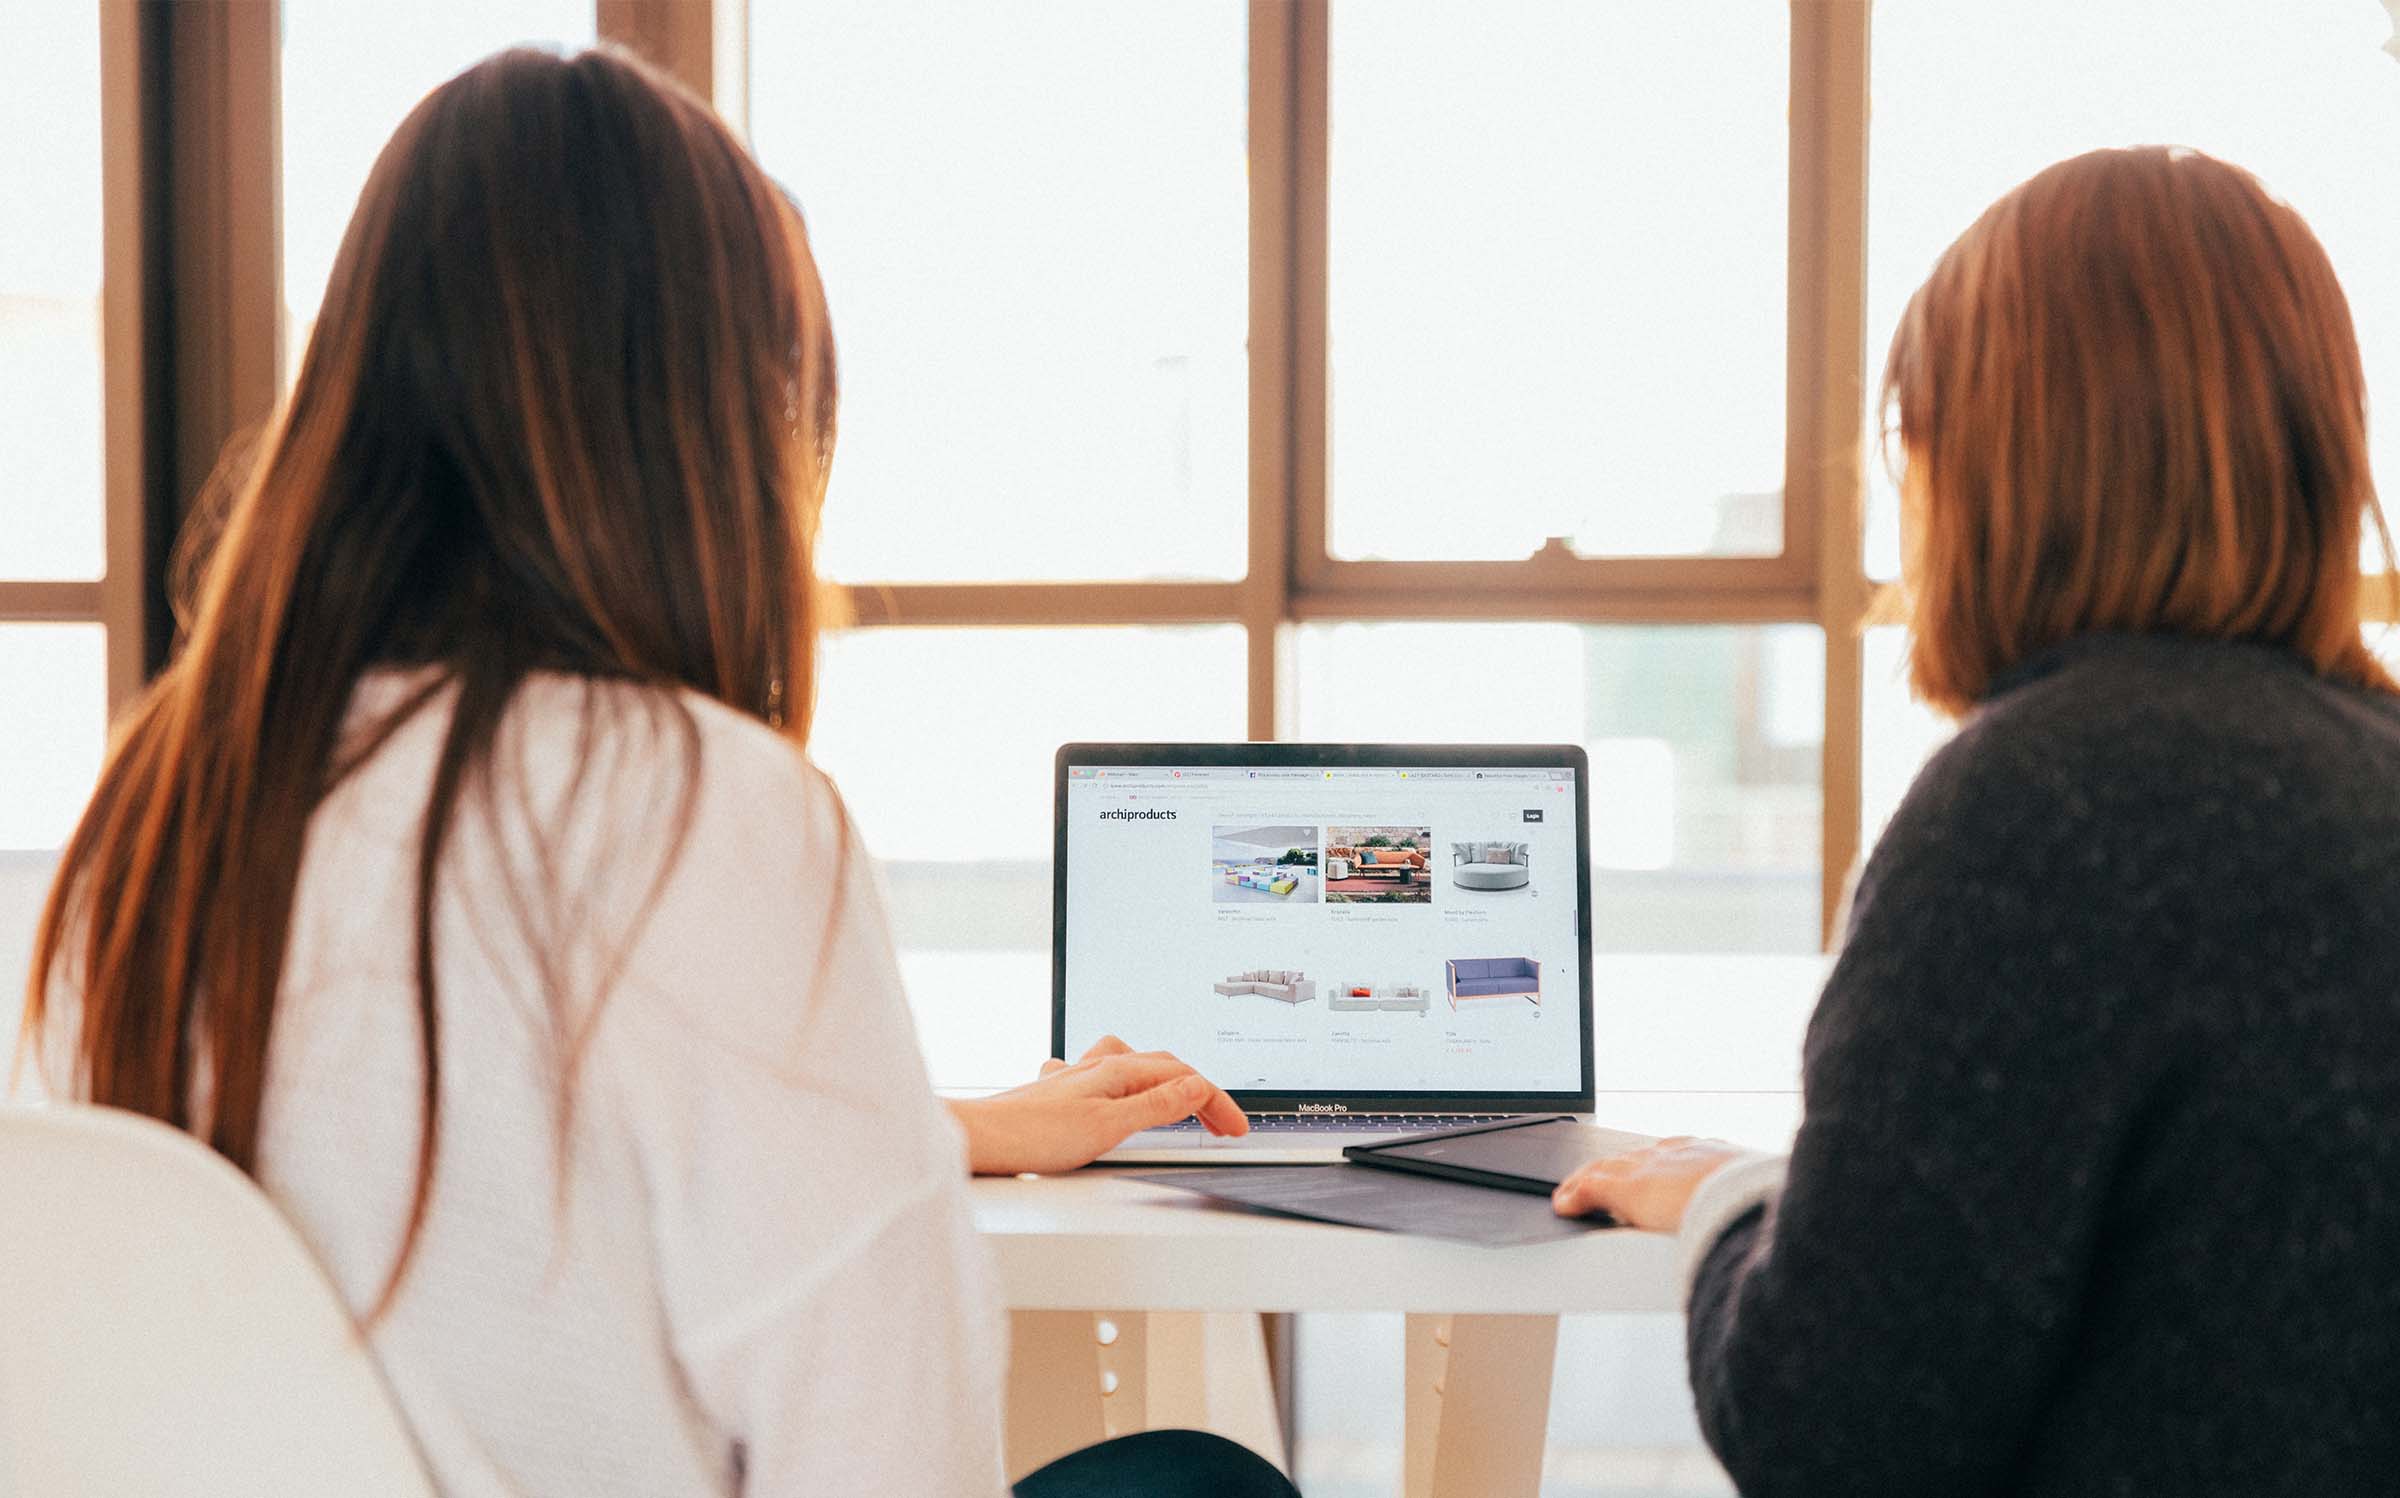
xmin=24 ymin=46 xmax=839 ymax=1314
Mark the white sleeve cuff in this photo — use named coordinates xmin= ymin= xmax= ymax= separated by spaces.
xmin=1676 ymin=1151 xmax=1788 ymax=1304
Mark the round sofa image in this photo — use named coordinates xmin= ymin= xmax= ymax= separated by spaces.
xmin=1450 ymin=840 xmax=1531 ymax=891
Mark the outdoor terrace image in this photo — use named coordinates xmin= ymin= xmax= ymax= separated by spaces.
xmin=1323 ymin=826 xmax=1433 ymax=904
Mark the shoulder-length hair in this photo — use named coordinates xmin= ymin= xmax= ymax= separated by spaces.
xmin=24 ymin=46 xmax=839 ymax=1315
xmin=1882 ymin=145 xmax=2396 ymax=714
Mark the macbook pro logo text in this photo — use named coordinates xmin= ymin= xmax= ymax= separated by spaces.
xmin=1296 ymin=1102 xmax=1349 ymax=1114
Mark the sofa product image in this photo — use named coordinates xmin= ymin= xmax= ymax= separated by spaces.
xmin=1444 ymin=957 xmax=1540 ymax=1008
xmin=1450 ymin=841 xmax=1531 ymax=891
xmin=1222 ymin=865 xmax=1300 ymax=896
xmin=1213 ymin=969 xmax=1317 ymax=1004
xmin=1327 ymin=984 xmax=1432 ymax=1015
xmin=1324 ymin=845 xmax=1427 ymax=882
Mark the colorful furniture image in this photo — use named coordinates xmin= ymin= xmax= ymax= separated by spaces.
xmin=1450 ymin=841 xmax=1532 ymax=891
xmin=1213 ymin=969 xmax=1317 ymax=1004
xmin=1445 ymin=957 xmax=1540 ymax=1008
xmin=1327 ymin=983 xmax=1432 ymax=1015
xmin=1211 ymin=826 xmax=1319 ymax=903
xmin=1226 ymin=867 xmax=1299 ymax=895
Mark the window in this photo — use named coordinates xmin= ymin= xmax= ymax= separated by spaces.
xmin=1295 ymin=623 xmax=1824 ymax=951
xmin=1853 ymin=0 xmax=2400 ymax=879
xmin=808 ymin=626 xmax=1247 ymax=1086
xmin=1862 ymin=0 xmax=2400 ymax=577
xmin=28 ymin=1 xmax=1877 ymax=1019
xmin=746 ymin=1 xmax=1250 ymax=584
xmin=0 ymin=626 xmax=109 ymax=852
xmin=1328 ymin=3 xmax=1790 ymax=562
xmin=0 ymin=2 xmax=108 ymax=850
xmin=741 ymin=1 xmax=1860 ymax=1088
xmin=279 ymin=0 xmax=597 ymax=380
xmin=64 ymin=0 xmax=2400 ymax=1024
xmin=0 ymin=0 xmax=105 ymax=584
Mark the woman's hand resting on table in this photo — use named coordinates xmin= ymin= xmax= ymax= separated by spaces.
xmin=945 ymin=1035 xmax=1249 ymax=1175
xmin=1550 ymin=1135 xmax=1748 ymax=1231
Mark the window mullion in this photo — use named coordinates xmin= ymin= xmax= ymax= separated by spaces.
xmin=1791 ymin=0 xmax=1872 ymax=945
xmin=596 ymin=1 xmax=717 ymax=103
xmin=1247 ymin=0 xmax=1324 ymax=739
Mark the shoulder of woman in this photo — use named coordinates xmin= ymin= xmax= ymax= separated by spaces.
xmin=495 ymin=678 xmax=883 ymax=1042
xmin=504 ymin=674 xmax=849 ymax=865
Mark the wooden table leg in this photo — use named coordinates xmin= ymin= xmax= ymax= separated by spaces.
xmin=1002 ymin=1311 xmax=1290 ymax=1482
xmin=1003 ymin=1311 xmax=1114 ymax=1483
xmin=1403 ymin=1312 xmax=1560 ymax=1498
xmin=1181 ymin=1312 xmax=1288 ymax=1472
xmin=1259 ymin=1311 xmax=1299 ymax=1463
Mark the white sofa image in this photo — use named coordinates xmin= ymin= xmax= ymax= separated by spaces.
xmin=1213 ymin=969 xmax=1316 ymax=1005
xmin=1451 ymin=840 xmax=1531 ymax=891
xmin=1326 ymin=983 xmax=1431 ymax=1015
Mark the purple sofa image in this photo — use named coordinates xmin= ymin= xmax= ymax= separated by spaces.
xmin=1444 ymin=957 xmax=1540 ymax=1009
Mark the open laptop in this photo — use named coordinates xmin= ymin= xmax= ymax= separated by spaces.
xmin=1055 ymin=743 xmax=1596 ymax=1164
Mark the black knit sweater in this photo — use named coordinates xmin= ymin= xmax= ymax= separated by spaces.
xmin=1689 ymin=632 xmax=2400 ymax=1497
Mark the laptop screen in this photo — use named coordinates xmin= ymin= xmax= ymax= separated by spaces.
xmin=1057 ymin=752 xmax=1589 ymax=1101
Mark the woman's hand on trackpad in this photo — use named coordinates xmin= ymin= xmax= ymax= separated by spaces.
xmin=946 ymin=1035 xmax=1249 ymax=1176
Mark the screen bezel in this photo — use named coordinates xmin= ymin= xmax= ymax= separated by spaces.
xmin=1052 ymin=741 xmax=1595 ymax=1113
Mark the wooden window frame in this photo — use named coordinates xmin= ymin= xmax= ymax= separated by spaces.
xmin=0 ymin=2 xmax=181 ymax=710
xmin=119 ymin=2 xmax=2400 ymax=948
xmin=50 ymin=0 xmax=1874 ymax=939
xmin=6 ymin=1 xmax=284 ymax=710
xmin=798 ymin=1 xmax=1875 ymax=943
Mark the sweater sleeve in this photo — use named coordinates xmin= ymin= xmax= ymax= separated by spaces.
xmin=597 ymin=722 xmax=1007 ymax=1496
xmin=1684 ymin=723 xmax=2178 ymax=1498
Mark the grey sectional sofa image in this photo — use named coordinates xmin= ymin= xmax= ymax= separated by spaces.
xmin=1444 ymin=957 xmax=1540 ymax=1008
xmin=1326 ymin=983 xmax=1431 ymax=1015
xmin=1450 ymin=840 xmax=1531 ymax=891
xmin=1213 ymin=969 xmax=1316 ymax=1005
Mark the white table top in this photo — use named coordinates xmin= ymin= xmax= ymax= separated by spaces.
xmin=971 ymin=1166 xmax=1690 ymax=1316
xmin=971 ymin=956 xmax=1825 ymax=1317
xmin=970 ymin=1089 xmax=1800 ymax=1317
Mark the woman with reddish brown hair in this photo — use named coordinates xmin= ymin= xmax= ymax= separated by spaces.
xmin=14 ymin=46 xmax=1291 ymax=1498
xmin=1556 ymin=147 xmax=2400 ymax=1494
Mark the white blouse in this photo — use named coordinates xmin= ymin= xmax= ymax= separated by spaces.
xmin=45 ymin=673 xmax=1008 ymax=1496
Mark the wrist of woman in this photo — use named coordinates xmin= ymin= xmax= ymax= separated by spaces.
xmin=1675 ymin=1152 xmax=1787 ymax=1299
xmin=942 ymin=1096 xmax=1003 ymax=1175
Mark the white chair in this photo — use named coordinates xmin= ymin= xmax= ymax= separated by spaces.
xmin=0 ymin=1103 xmax=434 ymax=1498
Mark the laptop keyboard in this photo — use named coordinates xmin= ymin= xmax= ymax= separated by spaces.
xmin=1154 ymin=1113 xmax=1494 ymax=1133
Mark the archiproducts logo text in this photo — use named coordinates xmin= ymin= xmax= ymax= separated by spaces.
xmin=1098 ymin=808 xmax=1178 ymax=821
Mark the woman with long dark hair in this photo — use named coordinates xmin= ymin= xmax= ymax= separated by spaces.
xmin=1555 ymin=147 xmax=2400 ymax=1495
xmin=20 ymin=46 xmax=1286 ymax=1497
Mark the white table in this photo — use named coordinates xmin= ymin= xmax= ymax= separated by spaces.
xmin=976 ymin=1160 xmax=1665 ymax=1493
xmin=975 ymin=956 xmax=1823 ymax=1496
